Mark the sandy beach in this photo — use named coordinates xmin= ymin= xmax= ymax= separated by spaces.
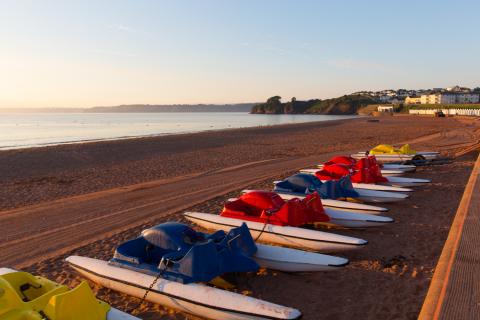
xmin=1 ymin=115 xmax=480 ymax=319
xmin=1 ymin=116 xmax=477 ymax=210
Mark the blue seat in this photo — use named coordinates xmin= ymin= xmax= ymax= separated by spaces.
xmin=274 ymin=173 xmax=359 ymax=199
xmin=109 ymin=222 xmax=259 ymax=284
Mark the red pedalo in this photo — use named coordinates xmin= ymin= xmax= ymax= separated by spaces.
xmin=221 ymin=191 xmax=329 ymax=227
xmin=317 ymin=156 xmax=388 ymax=184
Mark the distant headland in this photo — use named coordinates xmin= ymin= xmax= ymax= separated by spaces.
xmin=0 ymin=103 xmax=255 ymax=113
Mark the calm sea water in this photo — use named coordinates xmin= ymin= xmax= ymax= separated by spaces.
xmin=0 ymin=113 xmax=357 ymax=150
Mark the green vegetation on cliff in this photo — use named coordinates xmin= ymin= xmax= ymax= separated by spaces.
xmin=250 ymin=96 xmax=319 ymax=114
xmin=251 ymin=95 xmax=378 ymax=115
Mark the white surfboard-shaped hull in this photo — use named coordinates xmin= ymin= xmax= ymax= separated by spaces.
xmin=377 ymin=170 xmax=404 ymax=177
xmin=416 ymin=151 xmax=440 ymax=156
xmin=382 ymin=163 xmax=416 ymax=172
xmin=352 ymin=151 xmax=439 ymax=163
xmin=351 ymin=152 xmax=413 ymax=163
xmin=299 ymin=169 xmax=413 ymax=192
xmin=351 ymin=182 xmax=412 ymax=192
xmin=0 ymin=267 xmax=140 ymax=320
xmin=254 ymin=243 xmax=348 ymax=272
xmin=323 ymin=207 xmax=394 ymax=228
xmin=67 ymin=256 xmax=302 ymax=320
xmin=318 ymin=163 xmax=417 ymax=173
xmin=383 ymin=176 xmax=431 ymax=187
xmin=263 ymin=190 xmax=388 ymax=214
xmin=354 ymin=188 xmax=409 ymax=203
xmin=0 ymin=267 xmax=18 ymax=275
xmin=107 ymin=308 xmax=141 ymax=320
xmin=184 ymin=212 xmax=367 ymax=252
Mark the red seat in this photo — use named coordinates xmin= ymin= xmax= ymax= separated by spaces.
xmin=319 ymin=156 xmax=388 ymax=184
xmin=221 ymin=191 xmax=329 ymax=227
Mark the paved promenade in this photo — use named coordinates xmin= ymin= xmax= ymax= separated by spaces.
xmin=419 ymin=151 xmax=480 ymax=319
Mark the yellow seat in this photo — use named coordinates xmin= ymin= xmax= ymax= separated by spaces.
xmin=0 ymin=271 xmax=110 ymax=320
xmin=370 ymin=144 xmax=416 ymax=155
xmin=398 ymin=144 xmax=416 ymax=155
xmin=44 ymin=281 xmax=110 ymax=320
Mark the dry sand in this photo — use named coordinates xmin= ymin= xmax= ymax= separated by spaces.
xmin=1 ymin=116 xmax=477 ymax=210
xmin=23 ymin=152 xmax=478 ymax=320
xmin=1 ymin=115 xmax=480 ymax=319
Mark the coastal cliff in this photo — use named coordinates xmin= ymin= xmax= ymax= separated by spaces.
xmin=251 ymin=95 xmax=378 ymax=115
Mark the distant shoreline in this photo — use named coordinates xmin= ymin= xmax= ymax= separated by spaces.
xmin=0 ymin=113 xmax=358 ymax=151
xmin=0 ymin=103 xmax=256 ymax=113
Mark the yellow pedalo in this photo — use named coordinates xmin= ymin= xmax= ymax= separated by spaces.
xmin=0 ymin=268 xmax=138 ymax=320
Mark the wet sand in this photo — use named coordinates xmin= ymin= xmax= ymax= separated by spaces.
xmin=1 ymin=115 xmax=480 ymax=319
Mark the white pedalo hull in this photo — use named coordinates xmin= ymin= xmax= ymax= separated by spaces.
xmin=377 ymin=169 xmax=405 ymax=177
xmin=254 ymin=243 xmax=349 ymax=272
xmin=107 ymin=308 xmax=141 ymax=320
xmin=323 ymin=207 xmax=394 ymax=228
xmin=352 ymin=151 xmax=439 ymax=163
xmin=354 ymin=188 xmax=409 ymax=203
xmin=184 ymin=212 xmax=367 ymax=252
xmin=351 ymin=152 xmax=413 ymax=163
xmin=67 ymin=256 xmax=302 ymax=320
xmin=351 ymin=183 xmax=412 ymax=192
xmin=383 ymin=176 xmax=431 ymax=187
xmin=381 ymin=163 xmax=416 ymax=172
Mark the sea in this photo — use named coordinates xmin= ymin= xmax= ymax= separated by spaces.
xmin=0 ymin=112 xmax=357 ymax=150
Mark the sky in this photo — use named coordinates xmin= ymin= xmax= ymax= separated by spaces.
xmin=1 ymin=0 xmax=479 ymax=108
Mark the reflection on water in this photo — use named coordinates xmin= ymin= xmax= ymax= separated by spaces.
xmin=0 ymin=112 xmax=357 ymax=150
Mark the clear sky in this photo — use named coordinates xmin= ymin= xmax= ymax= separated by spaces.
xmin=1 ymin=0 xmax=479 ymax=108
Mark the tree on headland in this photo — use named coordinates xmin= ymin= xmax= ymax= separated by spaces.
xmin=251 ymin=96 xmax=284 ymax=114
xmin=267 ymin=96 xmax=282 ymax=104
xmin=283 ymin=97 xmax=296 ymax=113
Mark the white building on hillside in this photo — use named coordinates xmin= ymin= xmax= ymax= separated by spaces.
xmin=377 ymin=105 xmax=394 ymax=112
xmin=405 ymin=96 xmax=422 ymax=104
xmin=420 ymin=92 xmax=480 ymax=104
